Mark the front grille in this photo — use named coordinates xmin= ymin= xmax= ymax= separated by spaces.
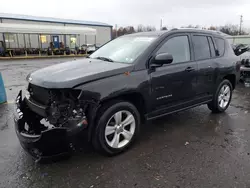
xmin=28 ymin=84 xmax=51 ymax=105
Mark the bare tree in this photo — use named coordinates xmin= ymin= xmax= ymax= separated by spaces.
xmin=187 ymin=25 xmax=195 ymax=28
xmin=146 ymin=26 xmax=156 ymax=31
xmin=137 ymin=25 xmax=144 ymax=32
xmin=219 ymin=24 xmax=241 ymax=35
xmin=126 ymin=26 xmax=135 ymax=34
xmin=112 ymin=29 xmax=117 ymax=39
xmin=180 ymin=25 xmax=196 ymax=28
xmin=113 ymin=24 xmax=159 ymax=38
xmin=117 ymin=27 xmax=125 ymax=36
xmin=208 ymin=26 xmax=217 ymax=30
xmin=161 ymin=26 xmax=167 ymax=30
xmin=122 ymin=28 xmax=127 ymax=35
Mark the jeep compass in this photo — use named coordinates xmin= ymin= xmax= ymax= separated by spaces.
xmin=14 ymin=29 xmax=241 ymax=160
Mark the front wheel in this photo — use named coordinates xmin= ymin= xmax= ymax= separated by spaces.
xmin=208 ymin=79 xmax=233 ymax=113
xmin=92 ymin=101 xmax=140 ymax=156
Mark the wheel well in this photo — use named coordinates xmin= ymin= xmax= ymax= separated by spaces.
xmin=224 ymin=74 xmax=236 ymax=89
xmin=100 ymin=93 xmax=146 ymax=123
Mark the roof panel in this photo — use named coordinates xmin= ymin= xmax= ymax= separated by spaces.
xmin=0 ymin=23 xmax=97 ymax=35
xmin=0 ymin=13 xmax=112 ymax=27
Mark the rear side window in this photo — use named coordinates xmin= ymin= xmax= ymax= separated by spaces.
xmin=214 ymin=37 xmax=225 ymax=56
xmin=193 ymin=35 xmax=210 ymax=60
xmin=157 ymin=35 xmax=190 ymax=63
xmin=208 ymin=37 xmax=216 ymax=57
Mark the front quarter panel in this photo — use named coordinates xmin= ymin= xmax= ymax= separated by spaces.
xmin=75 ymin=70 xmax=151 ymax=111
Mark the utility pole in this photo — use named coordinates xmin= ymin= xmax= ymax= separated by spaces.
xmin=239 ymin=15 xmax=243 ymax=35
xmin=115 ymin=24 xmax=118 ymax=38
xmin=160 ymin=19 xmax=163 ymax=30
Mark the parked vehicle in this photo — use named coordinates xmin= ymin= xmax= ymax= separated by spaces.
xmin=78 ymin=44 xmax=97 ymax=54
xmin=232 ymin=44 xmax=249 ymax=56
xmin=47 ymin=42 xmax=66 ymax=55
xmin=14 ymin=29 xmax=241 ymax=161
xmin=232 ymin=44 xmax=250 ymax=86
xmin=240 ymin=58 xmax=250 ymax=86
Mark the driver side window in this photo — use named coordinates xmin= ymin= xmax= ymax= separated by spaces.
xmin=157 ymin=35 xmax=191 ymax=64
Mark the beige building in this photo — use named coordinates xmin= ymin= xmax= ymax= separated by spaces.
xmin=0 ymin=13 xmax=112 ymax=49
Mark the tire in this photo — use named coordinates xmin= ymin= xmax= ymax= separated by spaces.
xmin=92 ymin=101 xmax=140 ymax=156
xmin=207 ymin=79 xmax=233 ymax=113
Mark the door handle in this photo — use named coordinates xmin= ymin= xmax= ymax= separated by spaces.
xmin=185 ymin=67 xmax=195 ymax=72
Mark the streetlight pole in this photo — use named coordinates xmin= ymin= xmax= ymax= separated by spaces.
xmin=115 ymin=24 xmax=118 ymax=38
xmin=239 ymin=15 xmax=243 ymax=35
xmin=160 ymin=19 xmax=163 ymax=30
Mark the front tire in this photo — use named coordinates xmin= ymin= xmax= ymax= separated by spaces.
xmin=92 ymin=101 xmax=140 ymax=156
xmin=208 ymin=79 xmax=233 ymax=113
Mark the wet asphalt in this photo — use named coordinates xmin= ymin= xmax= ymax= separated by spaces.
xmin=1 ymin=58 xmax=250 ymax=188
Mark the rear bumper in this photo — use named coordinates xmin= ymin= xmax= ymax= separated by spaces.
xmin=14 ymin=91 xmax=86 ymax=161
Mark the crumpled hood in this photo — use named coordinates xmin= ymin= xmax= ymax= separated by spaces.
xmin=28 ymin=58 xmax=133 ymax=88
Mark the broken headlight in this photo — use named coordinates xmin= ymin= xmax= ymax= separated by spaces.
xmin=25 ymin=73 xmax=32 ymax=99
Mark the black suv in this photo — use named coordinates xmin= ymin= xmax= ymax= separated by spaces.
xmin=14 ymin=29 xmax=241 ymax=160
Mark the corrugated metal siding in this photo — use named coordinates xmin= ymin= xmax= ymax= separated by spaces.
xmin=30 ymin=34 xmax=38 ymax=48
xmin=64 ymin=23 xmax=111 ymax=46
xmin=24 ymin=34 xmax=30 ymax=48
xmin=79 ymin=35 xmax=86 ymax=45
xmin=0 ymin=13 xmax=112 ymax=27
xmin=17 ymin=34 xmax=24 ymax=48
xmin=2 ymin=18 xmax=63 ymax=26
xmin=0 ymin=33 xmax=3 ymax=42
xmin=1 ymin=19 xmax=112 ymax=48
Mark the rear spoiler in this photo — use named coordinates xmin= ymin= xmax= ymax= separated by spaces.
xmin=232 ymin=44 xmax=250 ymax=56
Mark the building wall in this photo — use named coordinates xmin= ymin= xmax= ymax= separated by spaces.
xmin=0 ymin=33 xmax=3 ymax=43
xmin=1 ymin=18 xmax=111 ymax=49
xmin=64 ymin=23 xmax=111 ymax=47
xmin=1 ymin=19 xmax=62 ymax=48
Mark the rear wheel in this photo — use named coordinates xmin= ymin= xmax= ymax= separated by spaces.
xmin=208 ymin=79 xmax=233 ymax=113
xmin=92 ymin=101 xmax=140 ymax=156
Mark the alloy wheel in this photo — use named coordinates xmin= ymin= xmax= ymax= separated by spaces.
xmin=218 ymin=85 xmax=231 ymax=109
xmin=104 ymin=110 xmax=136 ymax=149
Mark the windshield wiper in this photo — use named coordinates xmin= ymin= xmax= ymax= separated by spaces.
xmin=96 ymin=56 xmax=114 ymax=62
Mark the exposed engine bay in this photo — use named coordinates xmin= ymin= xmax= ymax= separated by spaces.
xmin=14 ymin=85 xmax=99 ymax=160
xmin=20 ymin=84 xmax=93 ymax=135
xmin=46 ymin=90 xmax=87 ymax=127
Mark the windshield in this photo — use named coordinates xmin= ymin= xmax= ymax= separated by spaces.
xmin=90 ymin=36 xmax=156 ymax=63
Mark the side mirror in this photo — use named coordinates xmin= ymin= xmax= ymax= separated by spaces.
xmin=151 ymin=53 xmax=173 ymax=67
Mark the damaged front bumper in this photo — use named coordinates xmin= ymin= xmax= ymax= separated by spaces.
xmin=14 ymin=91 xmax=87 ymax=161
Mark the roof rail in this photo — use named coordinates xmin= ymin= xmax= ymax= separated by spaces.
xmin=169 ymin=28 xmax=229 ymax=36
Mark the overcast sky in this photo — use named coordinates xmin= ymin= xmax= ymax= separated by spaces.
xmin=1 ymin=0 xmax=250 ymax=30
